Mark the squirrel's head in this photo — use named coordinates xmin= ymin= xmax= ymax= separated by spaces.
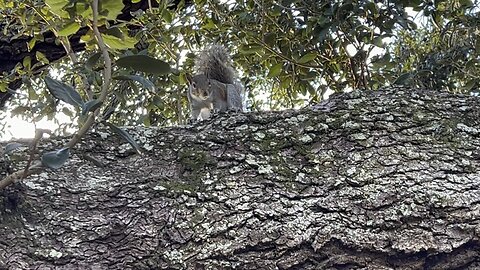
xmin=186 ymin=73 xmax=212 ymax=100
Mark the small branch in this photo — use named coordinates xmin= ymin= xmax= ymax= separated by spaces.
xmin=91 ymin=0 xmax=112 ymax=102
xmin=66 ymin=0 xmax=112 ymax=148
xmin=22 ymin=129 xmax=51 ymax=179
xmin=59 ymin=37 xmax=94 ymax=100
xmin=0 ymin=161 xmax=43 ymax=190
xmin=65 ymin=113 xmax=95 ymax=148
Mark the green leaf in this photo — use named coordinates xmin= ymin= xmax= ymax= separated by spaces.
xmin=102 ymin=34 xmax=138 ymax=50
xmin=463 ymin=79 xmax=477 ymax=91
xmin=100 ymin=0 xmax=124 ymax=20
xmin=239 ymin=44 xmax=263 ymax=55
xmin=23 ymin=56 xmax=31 ymax=70
xmin=106 ymin=123 xmax=141 ymax=154
xmin=82 ymin=99 xmax=103 ymax=115
xmin=36 ymin=51 xmax=49 ymax=64
xmin=162 ymin=9 xmax=173 ymax=23
xmin=105 ymin=28 xmax=123 ymax=39
xmin=393 ymin=72 xmax=412 ymax=85
xmin=41 ymin=148 xmax=70 ymax=169
xmin=85 ymin=52 xmax=102 ymax=70
xmin=77 ymin=3 xmax=92 ymax=18
xmin=263 ymin=33 xmax=277 ymax=46
xmin=116 ymin=55 xmax=171 ymax=75
xmin=0 ymin=82 xmax=7 ymax=92
xmin=62 ymin=107 xmax=74 ymax=118
xmin=280 ymin=77 xmax=292 ymax=89
xmin=28 ymin=38 xmax=37 ymax=51
xmin=44 ymin=76 xmax=84 ymax=107
xmin=45 ymin=0 xmax=69 ymax=18
xmin=372 ymin=37 xmax=384 ymax=48
xmin=113 ymin=75 xmax=156 ymax=91
xmin=10 ymin=106 xmax=29 ymax=116
xmin=298 ymin=52 xmax=318 ymax=64
xmin=57 ymin=22 xmax=80 ymax=37
xmin=4 ymin=143 xmax=24 ymax=154
xmin=202 ymin=17 xmax=216 ymax=30
xmin=459 ymin=0 xmax=473 ymax=7
xmin=268 ymin=63 xmax=283 ymax=78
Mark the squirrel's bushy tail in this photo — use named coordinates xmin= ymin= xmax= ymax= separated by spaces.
xmin=194 ymin=44 xmax=236 ymax=84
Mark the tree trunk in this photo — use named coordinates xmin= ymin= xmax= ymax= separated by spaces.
xmin=1 ymin=87 xmax=479 ymax=269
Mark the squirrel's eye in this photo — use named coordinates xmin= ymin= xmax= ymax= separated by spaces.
xmin=192 ymin=82 xmax=196 ymax=87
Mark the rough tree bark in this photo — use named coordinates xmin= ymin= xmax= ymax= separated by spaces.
xmin=0 ymin=87 xmax=479 ymax=269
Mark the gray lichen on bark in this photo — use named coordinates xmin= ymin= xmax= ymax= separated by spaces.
xmin=1 ymin=87 xmax=479 ymax=269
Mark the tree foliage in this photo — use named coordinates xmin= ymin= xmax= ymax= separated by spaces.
xmin=0 ymin=0 xmax=479 ymax=138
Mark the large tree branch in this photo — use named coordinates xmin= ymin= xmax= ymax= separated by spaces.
xmin=0 ymin=87 xmax=479 ymax=269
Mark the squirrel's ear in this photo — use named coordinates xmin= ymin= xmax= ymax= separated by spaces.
xmin=185 ymin=73 xmax=193 ymax=84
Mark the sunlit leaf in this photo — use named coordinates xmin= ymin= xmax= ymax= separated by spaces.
xmin=23 ymin=56 xmax=31 ymax=70
xmin=78 ymin=4 xmax=92 ymax=18
xmin=268 ymin=63 xmax=283 ymax=78
xmin=45 ymin=0 xmax=69 ymax=18
xmin=202 ymin=17 xmax=216 ymax=30
xmin=28 ymin=38 xmax=36 ymax=51
xmin=35 ymin=51 xmax=49 ymax=64
xmin=80 ymin=30 xmax=94 ymax=43
xmin=100 ymin=0 xmax=124 ymax=20
xmin=102 ymin=34 xmax=137 ymax=50
xmin=57 ymin=22 xmax=80 ymax=37
xmin=298 ymin=53 xmax=318 ymax=64
xmin=162 ymin=9 xmax=173 ymax=23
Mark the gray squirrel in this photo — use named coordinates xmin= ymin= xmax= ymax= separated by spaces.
xmin=186 ymin=44 xmax=244 ymax=121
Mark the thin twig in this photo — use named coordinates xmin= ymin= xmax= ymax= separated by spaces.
xmin=66 ymin=0 xmax=112 ymax=148
xmin=0 ymin=161 xmax=43 ymax=190
xmin=22 ymin=129 xmax=51 ymax=179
